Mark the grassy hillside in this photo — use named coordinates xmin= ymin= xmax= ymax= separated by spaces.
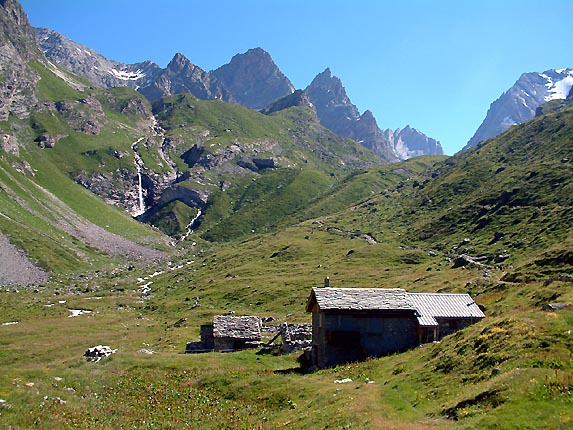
xmin=328 ymin=103 xmax=573 ymax=280
xmin=1 ymin=58 xmax=572 ymax=429
xmin=3 ymin=100 xmax=573 ymax=428
xmin=144 ymin=94 xmax=387 ymax=239
xmin=0 ymin=61 xmax=172 ymax=276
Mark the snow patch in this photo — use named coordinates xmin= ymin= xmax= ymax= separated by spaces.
xmin=109 ymin=68 xmax=146 ymax=81
xmin=545 ymin=75 xmax=573 ymax=101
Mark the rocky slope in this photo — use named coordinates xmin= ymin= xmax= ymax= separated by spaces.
xmin=304 ymin=68 xmax=442 ymax=161
xmin=35 ymin=27 xmax=162 ymax=90
xmin=384 ymin=125 xmax=443 ymax=159
xmin=211 ymin=47 xmax=295 ymax=110
xmin=0 ymin=0 xmax=41 ymax=121
xmin=36 ymin=28 xmax=441 ymax=162
xmin=463 ymin=68 xmax=573 ymax=150
xmin=304 ymin=68 xmax=397 ymax=162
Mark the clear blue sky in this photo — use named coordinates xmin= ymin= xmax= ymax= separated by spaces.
xmin=20 ymin=0 xmax=573 ymax=154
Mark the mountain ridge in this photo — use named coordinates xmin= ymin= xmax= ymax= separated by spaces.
xmin=463 ymin=68 xmax=573 ymax=150
xmin=35 ymin=28 xmax=441 ymax=162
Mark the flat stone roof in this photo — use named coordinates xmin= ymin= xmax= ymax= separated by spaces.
xmin=307 ymin=287 xmax=485 ymax=327
xmin=307 ymin=287 xmax=416 ymax=312
xmin=212 ymin=315 xmax=262 ymax=340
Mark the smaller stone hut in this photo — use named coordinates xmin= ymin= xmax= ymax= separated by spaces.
xmin=193 ymin=315 xmax=262 ymax=352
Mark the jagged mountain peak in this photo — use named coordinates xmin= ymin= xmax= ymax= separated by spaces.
xmin=166 ymin=52 xmax=197 ymax=73
xmin=35 ymin=21 xmax=440 ymax=163
xmin=305 ymin=69 xmax=399 ymax=162
xmin=463 ymin=67 xmax=573 ymax=151
xmin=228 ymin=47 xmax=271 ymax=63
xmin=359 ymin=109 xmax=376 ymax=123
xmin=307 ymin=68 xmax=345 ymax=93
xmin=305 ymin=68 xmax=360 ymax=134
xmin=384 ymin=126 xmax=443 ymax=160
xmin=211 ymin=47 xmax=294 ymax=110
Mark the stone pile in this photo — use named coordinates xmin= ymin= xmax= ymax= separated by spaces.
xmin=280 ymin=322 xmax=312 ymax=354
xmin=84 ymin=345 xmax=117 ymax=362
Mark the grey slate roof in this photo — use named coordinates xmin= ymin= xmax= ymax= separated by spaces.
xmin=307 ymin=288 xmax=485 ymax=327
xmin=212 ymin=315 xmax=262 ymax=340
xmin=408 ymin=293 xmax=485 ymax=327
xmin=307 ymin=287 xmax=416 ymax=312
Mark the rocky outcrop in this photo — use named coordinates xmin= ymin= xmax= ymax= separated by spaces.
xmin=384 ymin=126 xmax=443 ymax=160
xmin=0 ymin=0 xmax=40 ymax=120
xmin=261 ymin=89 xmax=314 ymax=115
xmin=463 ymin=68 xmax=573 ymax=151
xmin=36 ymin=132 xmax=67 ymax=148
xmin=1 ymin=132 xmax=19 ymax=155
xmin=55 ymin=95 xmax=107 ymax=134
xmin=211 ymin=47 xmax=294 ymax=110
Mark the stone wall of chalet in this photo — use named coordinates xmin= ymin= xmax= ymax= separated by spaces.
xmin=311 ymin=311 xmax=418 ymax=368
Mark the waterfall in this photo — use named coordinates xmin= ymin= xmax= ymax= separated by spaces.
xmin=132 ymin=137 xmax=146 ymax=217
xmin=179 ymin=209 xmax=202 ymax=243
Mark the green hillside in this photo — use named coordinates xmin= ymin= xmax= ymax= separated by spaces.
xmin=0 ymin=61 xmax=171 ymax=275
xmin=2 ymin=96 xmax=572 ymax=429
xmin=144 ymin=93 xmax=385 ymax=239
xmin=1 ymin=23 xmax=573 ymax=427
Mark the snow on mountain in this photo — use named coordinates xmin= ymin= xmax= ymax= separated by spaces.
xmin=544 ymin=70 xmax=573 ymax=101
xmin=109 ymin=68 xmax=147 ymax=81
xmin=35 ymin=28 xmax=162 ymax=89
xmin=463 ymin=68 xmax=573 ymax=151
xmin=384 ymin=126 xmax=443 ymax=160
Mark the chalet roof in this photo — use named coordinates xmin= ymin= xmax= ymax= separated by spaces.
xmin=306 ymin=287 xmax=416 ymax=312
xmin=306 ymin=288 xmax=485 ymax=327
xmin=407 ymin=293 xmax=486 ymax=327
xmin=212 ymin=315 xmax=261 ymax=340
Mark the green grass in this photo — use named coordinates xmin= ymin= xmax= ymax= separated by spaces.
xmin=1 ymin=55 xmax=573 ymax=429
xmin=30 ymin=60 xmax=86 ymax=102
xmin=1 ymin=258 xmax=571 ymax=429
xmin=148 ymin=200 xmax=198 ymax=237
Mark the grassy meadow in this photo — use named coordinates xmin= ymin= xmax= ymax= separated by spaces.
xmin=1 ymin=213 xmax=572 ymax=429
xmin=1 ymin=58 xmax=572 ymax=429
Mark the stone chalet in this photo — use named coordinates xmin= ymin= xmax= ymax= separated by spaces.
xmin=197 ymin=315 xmax=262 ymax=352
xmin=306 ymin=287 xmax=485 ymax=368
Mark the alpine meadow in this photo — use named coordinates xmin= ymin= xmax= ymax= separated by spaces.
xmin=1 ymin=1 xmax=572 ymax=429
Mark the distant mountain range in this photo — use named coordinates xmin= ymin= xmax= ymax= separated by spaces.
xmin=35 ymin=28 xmax=442 ymax=162
xmin=463 ymin=68 xmax=573 ymax=150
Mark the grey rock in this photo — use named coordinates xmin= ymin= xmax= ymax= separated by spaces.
xmin=212 ymin=47 xmax=294 ymax=110
xmin=384 ymin=125 xmax=443 ymax=160
xmin=463 ymin=68 xmax=573 ymax=151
